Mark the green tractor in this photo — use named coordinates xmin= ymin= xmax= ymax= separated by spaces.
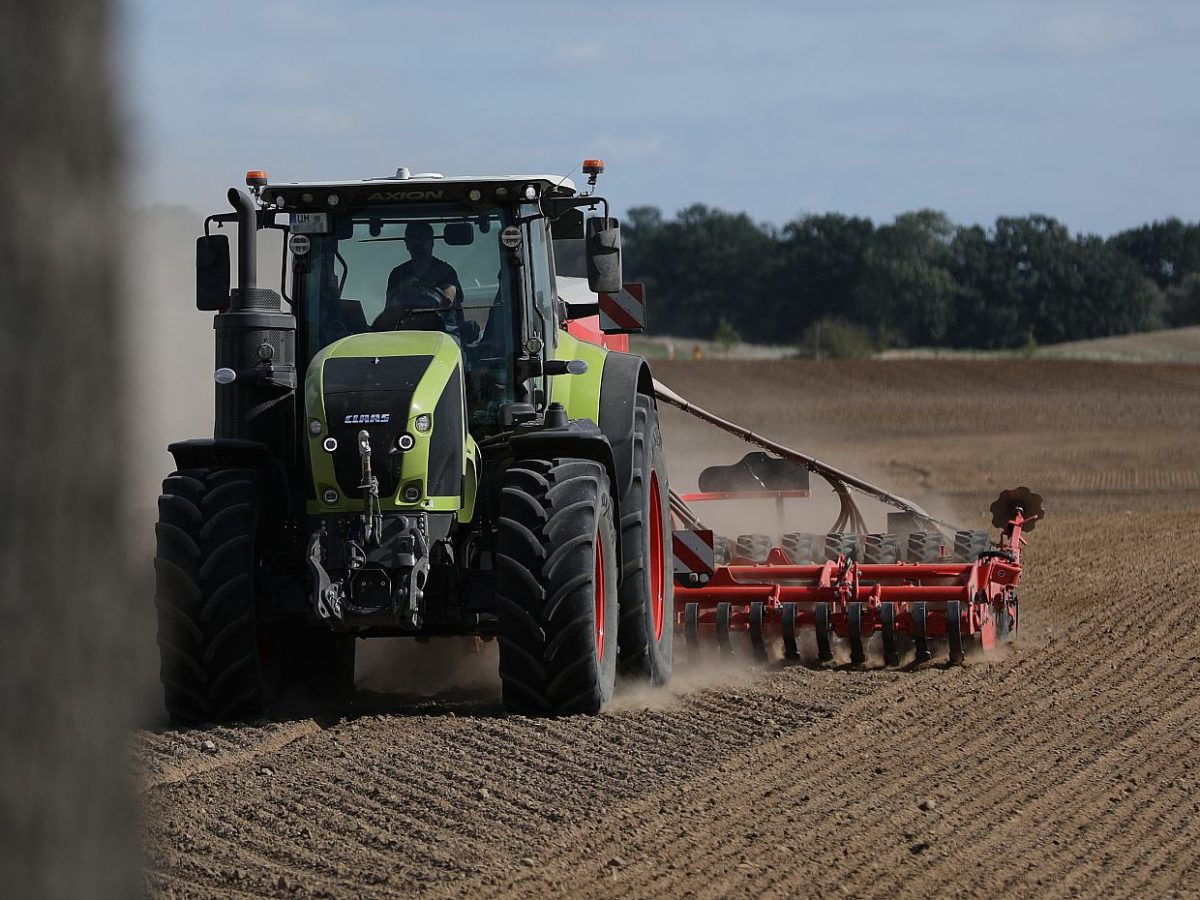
xmin=154 ymin=161 xmax=673 ymax=724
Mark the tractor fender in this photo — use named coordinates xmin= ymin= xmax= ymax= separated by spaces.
xmin=597 ymin=351 xmax=655 ymax=500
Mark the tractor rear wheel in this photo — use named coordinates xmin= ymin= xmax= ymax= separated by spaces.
xmin=495 ymin=458 xmax=619 ymax=716
xmin=617 ymin=395 xmax=674 ymax=686
xmin=154 ymin=467 xmax=268 ymax=725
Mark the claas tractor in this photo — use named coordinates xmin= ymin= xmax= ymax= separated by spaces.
xmin=154 ymin=161 xmax=672 ymax=724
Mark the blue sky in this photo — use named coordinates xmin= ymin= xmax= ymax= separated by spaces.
xmin=123 ymin=0 xmax=1199 ymax=235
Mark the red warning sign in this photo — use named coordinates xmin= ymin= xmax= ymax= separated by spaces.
xmin=598 ymin=282 xmax=645 ymax=334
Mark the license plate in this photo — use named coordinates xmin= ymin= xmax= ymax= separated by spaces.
xmin=290 ymin=212 xmax=330 ymax=234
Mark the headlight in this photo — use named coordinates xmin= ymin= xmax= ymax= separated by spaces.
xmin=414 ymin=414 xmax=432 ymax=433
xmin=309 ymin=418 xmax=323 ymax=435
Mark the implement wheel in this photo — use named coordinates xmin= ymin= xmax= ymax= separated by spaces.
xmin=953 ymin=529 xmax=991 ymax=562
xmin=781 ymin=532 xmax=821 ymax=564
xmin=495 ymin=458 xmax=619 ymax=716
xmin=863 ymin=533 xmax=901 ymax=565
xmin=907 ymin=532 xmax=944 ymax=563
xmin=735 ymin=533 xmax=773 ymax=563
xmin=824 ymin=532 xmax=860 ymax=562
xmin=617 ymin=396 xmax=674 ymax=686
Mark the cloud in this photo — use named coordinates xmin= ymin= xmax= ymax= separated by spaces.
xmin=1033 ymin=12 xmax=1140 ymax=57
xmin=549 ymin=41 xmax=606 ymax=66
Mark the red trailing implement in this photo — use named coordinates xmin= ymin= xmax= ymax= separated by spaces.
xmin=656 ymin=381 xmax=1043 ymax=666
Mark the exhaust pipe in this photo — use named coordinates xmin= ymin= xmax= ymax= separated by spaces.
xmin=214 ymin=186 xmax=294 ymax=444
xmin=227 ymin=188 xmax=258 ymax=306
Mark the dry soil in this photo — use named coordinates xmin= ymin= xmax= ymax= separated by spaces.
xmin=136 ymin=359 xmax=1200 ymax=898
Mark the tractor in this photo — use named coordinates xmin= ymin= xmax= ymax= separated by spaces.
xmin=154 ymin=161 xmax=672 ymax=724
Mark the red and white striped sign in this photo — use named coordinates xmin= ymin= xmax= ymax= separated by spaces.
xmin=672 ymin=528 xmax=715 ymax=578
xmin=598 ymin=282 xmax=645 ymax=334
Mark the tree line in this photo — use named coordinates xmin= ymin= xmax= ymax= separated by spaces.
xmin=565 ymin=206 xmax=1200 ymax=352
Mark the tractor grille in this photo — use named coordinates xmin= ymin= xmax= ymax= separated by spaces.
xmin=323 ymin=356 xmax=432 ymax=497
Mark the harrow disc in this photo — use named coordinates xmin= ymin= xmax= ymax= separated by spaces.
xmin=912 ymin=601 xmax=931 ymax=662
xmin=748 ymin=601 xmax=768 ymax=663
xmin=781 ymin=602 xmax=800 ymax=660
xmin=684 ymin=602 xmax=701 ymax=654
xmin=846 ymin=602 xmax=866 ymax=665
xmin=715 ymin=602 xmax=734 ymax=656
xmin=946 ymin=599 xmax=964 ymax=663
xmin=880 ymin=602 xmax=900 ymax=666
xmin=814 ymin=602 xmax=833 ymax=662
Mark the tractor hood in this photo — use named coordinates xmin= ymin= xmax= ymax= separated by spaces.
xmin=305 ymin=332 xmax=468 ymax=515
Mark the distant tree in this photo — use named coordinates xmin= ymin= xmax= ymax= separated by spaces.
xmin=1109 ymin=218 xmax=1200 ymax=289
xmin=852 ymin=209 xmax=957 ymax=346
xmin=772 ymin=212 xmax=874 ymax=333
xmin=623 ymin=204 xmax=777 ymax=341
xmin=1164 ymin=272 xmax=1200 ymax=326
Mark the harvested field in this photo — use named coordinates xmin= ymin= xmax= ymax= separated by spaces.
xmin=137 ymin=359 xmax=1200 ymax=898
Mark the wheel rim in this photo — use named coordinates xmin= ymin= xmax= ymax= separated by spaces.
xmin=649 ymin=470 xmax=666 ymax=641
xmin=594 ymin=531 xmax=606 ymax=660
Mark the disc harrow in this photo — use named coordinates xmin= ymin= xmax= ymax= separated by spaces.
xmin=675 ymin=504 xmax=1033 ymax=666
xmin=656 ymin=378 xmax=1043 ymax=668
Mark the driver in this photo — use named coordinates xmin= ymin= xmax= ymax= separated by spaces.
xmin=374 ymin=221 xmax=466 ymax=332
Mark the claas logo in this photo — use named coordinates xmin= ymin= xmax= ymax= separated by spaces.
xmin=343 ymin=414 xmax=391 ymax=424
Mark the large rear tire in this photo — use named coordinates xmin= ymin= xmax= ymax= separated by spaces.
xmin=154 ymin=467 xmax=268 ymax=725
xmin=617 ymin=395 xmax=674 ymax=686
xmin=495 ymin=458 xmax=619 ymax=716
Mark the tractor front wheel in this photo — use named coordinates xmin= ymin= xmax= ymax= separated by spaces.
xmin=495 ymin=458 xmax=619 ymax=716
xmin=154 ymin=467 xmax=268 ymax=725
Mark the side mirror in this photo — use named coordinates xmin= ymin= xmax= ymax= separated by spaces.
xmin=443 ymin=222 xmax=474 ymax=246
xmin=585 ymin=217 xmax=622 ymax=295
xmin=550 ymin=208 xmax=585 ymax=240
xmin=196 ymin=234 xmax=230 ymax=311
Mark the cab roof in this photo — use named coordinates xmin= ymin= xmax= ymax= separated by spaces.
xmin=261 ymin=173 xmax=578 ymax=209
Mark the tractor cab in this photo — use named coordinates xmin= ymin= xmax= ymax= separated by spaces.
xmin=226 ymin=168 xmax=626 ymax=436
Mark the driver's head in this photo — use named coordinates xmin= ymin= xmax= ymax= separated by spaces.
xmin=404 ymin=221 xmax=435 ymax=261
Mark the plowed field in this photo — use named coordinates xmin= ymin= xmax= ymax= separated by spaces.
xmin=137 ymin=360 xmax=1200 ymax=898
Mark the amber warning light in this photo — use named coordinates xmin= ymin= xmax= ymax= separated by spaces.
xmin=582 ymin=158 xmax=605 ymax=189
xmin=245 ymin=170 xmax=269 ymax=191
